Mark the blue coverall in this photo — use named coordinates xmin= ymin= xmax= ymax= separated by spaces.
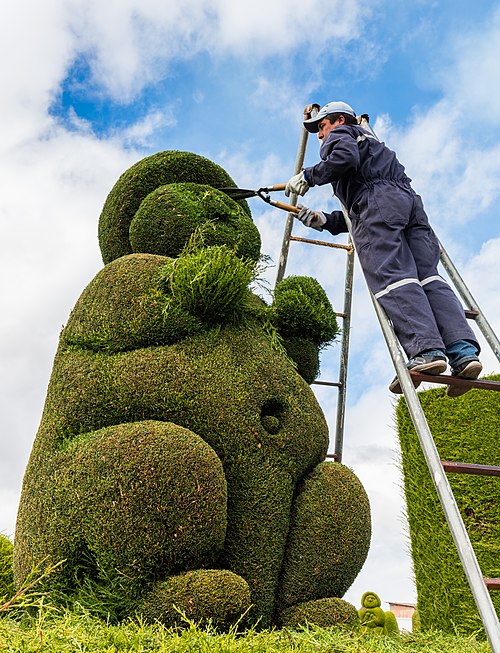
xmin=303 ymin=124 xmax=479 ymax=359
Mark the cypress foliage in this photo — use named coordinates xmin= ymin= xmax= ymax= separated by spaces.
xmin=0 ymin=535 xmax=14 ymax=603
xmin=15 ymin=151 xmax=370 ymax=630
xmin=396 ymin=378 xmax=500 ymax=635
xmin=98 ymin=151 xmax=252 ymax=264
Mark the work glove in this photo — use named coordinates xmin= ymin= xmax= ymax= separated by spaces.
xmin=285 ymin=171 xmax=310 ymax=197
xmin=296 ymin=205 xmax=327 ymax=231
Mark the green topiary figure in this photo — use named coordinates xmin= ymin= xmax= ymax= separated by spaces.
xmin=0 ymin=535 xmax=14 ymax=604
xmin=358 ymin=591 xmax=399 ymax=635
xmin=14 ymin=151 xmax=371 ymax=629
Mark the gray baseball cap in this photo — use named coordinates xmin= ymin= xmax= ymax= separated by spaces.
xmin=303 ymin=101 xmax=356 ymax=133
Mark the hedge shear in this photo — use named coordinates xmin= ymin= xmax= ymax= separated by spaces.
xmin=219 ymin=184 xmax=300 ymax=214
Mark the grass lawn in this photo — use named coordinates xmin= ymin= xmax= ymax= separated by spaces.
xmin=0 ymin=606 xmax=491 ymax=653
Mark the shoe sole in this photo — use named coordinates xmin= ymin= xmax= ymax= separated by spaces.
xmin=389 ymin=360 xmax=448 ymax=394
xmin=447 ymin=361 xmax=483 ymax=397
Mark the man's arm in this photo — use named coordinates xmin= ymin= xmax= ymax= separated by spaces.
xmin=322 ymin=210 xmax=348 ymax=235
xmin=295 ymin=206 xmax=348 ymax=235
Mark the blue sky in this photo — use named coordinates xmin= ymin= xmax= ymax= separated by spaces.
xmin=1 ymin=0 xmax=499 ymax=615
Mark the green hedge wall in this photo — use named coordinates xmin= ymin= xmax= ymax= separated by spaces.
xmin=397 ymin=377 xmax=500 ymax=635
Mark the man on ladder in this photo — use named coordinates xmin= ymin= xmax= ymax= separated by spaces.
xmin=285 ymin=100 xmax=482 ymax=397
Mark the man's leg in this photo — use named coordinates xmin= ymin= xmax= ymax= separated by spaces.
xmin=350 ymin=184 xmax=445 ymax=358
xmin=404 ymin=192 xmax=480 ymax=351
xmin=349 ymin=184 xmax=447 ymax=393
xmin=404 ymin=193 xmax=482 ymax=396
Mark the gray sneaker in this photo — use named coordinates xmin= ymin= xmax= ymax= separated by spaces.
xmin=447 ymin=357 xmax=482 ymax=397
xmin=389 ymin=354 xmax=447 ymax=394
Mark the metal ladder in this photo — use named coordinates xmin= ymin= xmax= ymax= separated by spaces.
xmin=276 ymin=112 xmax=500 ymax=651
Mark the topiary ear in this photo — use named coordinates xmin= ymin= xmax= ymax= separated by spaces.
xmin=271 ymin=276 xmax=338 ymax=384
xmin=272 ymin=276 xmax=339 ymax=346
xmin=159 ymin=243 xmax=257 ymax=326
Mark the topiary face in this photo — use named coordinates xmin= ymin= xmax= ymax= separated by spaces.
xmin=361 ymin=591 xmax=381 ymax=608
xmin=129 ymin=183 xmax=261 ymax=262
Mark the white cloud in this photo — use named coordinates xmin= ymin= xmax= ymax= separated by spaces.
xmin=440 ymin=8 xmax=500 ymax=118
xmin=41 ymin=0 xmax=368 ymax=102
xmin=372 ymin=8 xmax=500 ymax=240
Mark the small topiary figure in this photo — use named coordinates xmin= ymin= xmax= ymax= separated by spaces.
xmin=15 ymin=151 xmax=371 ymax=629
xmin=358 ymin=591 xmax=399 ymax=635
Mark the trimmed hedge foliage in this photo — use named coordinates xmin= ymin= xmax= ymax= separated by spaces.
xmin=98 ymin=151 xmax=252 ymax=264
xmin=0 ymin=535 xmax=14 ymax=604
xmin=397 ymin=378 xmax=500 ymax=636
xmin=129 ymin=183 xmax=261 ymax=263
xmin=358 ymin=591 xmax=399 ymax=635
xmin=141 ymin=569 xmax=251 ymax=630
xmin=272 ymin=276 xmax=339 ymax=347
xmin=15 ymin=151 xmax=371 ymax=630
xmin=275 ymin=462 xmax=371 ymax=618
xmin=280 ymin=597 xmax=359 ymax=629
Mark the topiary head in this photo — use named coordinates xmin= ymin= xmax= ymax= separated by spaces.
xmin=361 ymin=591 xmax=381 ymax=609
xmin=98 ymin=150 xmax=260 ymax=264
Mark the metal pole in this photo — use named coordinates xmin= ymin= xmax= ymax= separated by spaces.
xmin=334 ymin=236 xmax=355 ymax=462
xmin=275 ymin=106 xmax=319 ymax=285
xmin=439 ymin=243 xmax=500 ymax=363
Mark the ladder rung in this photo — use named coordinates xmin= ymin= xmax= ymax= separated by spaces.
xmin=312 ymin=380 xmax=342 ymax=387
xmin=465 ymin=309 xmax=480 ymax=319
xmin=325 ymin=453 xmax=339 ymax=461
xmin=484 ymin=578 xmax=500 ymax=590
xmin=410 ymin=372 xmax=500 ymax=392
xmin=441 ymin=460 xmax=500 ymax=476
xmin=289 ymin=235 xmax=352 ymax=251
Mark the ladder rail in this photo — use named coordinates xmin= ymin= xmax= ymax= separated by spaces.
xmin=275 ymin=105 xmax=353 ymax=462
xmin=439 ymin=243 xmax=500 ymax=363
xmin=276 ymin=109 xmax=318 ymax=285
xmin=333 ymin=236 xmax=355 ymax=462
xmin=341 ymin=205 xmax=500 ymax=652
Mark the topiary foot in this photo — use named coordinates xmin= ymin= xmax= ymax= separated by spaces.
xmin=275 ymin=462 xmax=371 ymax=616
xmin=279 ymin=597 xmax=359 ymax=629
xmin=141 ymin=569 xmax=252 ymax=630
